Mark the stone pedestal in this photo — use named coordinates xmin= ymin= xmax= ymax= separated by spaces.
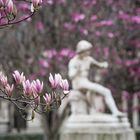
xmin=60 ymin=114 xmax=136 ymax=140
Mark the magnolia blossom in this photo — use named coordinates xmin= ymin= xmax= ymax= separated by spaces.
xmin=2 ymin=0 xmax=9 ymax=6
xmin=107 ymin=32 xmax=115 ymax=38
xmin=60 ymin=79 xmax=69 ymax=94
xmin=0 ymin=0 xmax=4 ymax=6
xmin=5 ymin=84 xmax=14 ymax=97
xmin=96 ymin=20 xmax=114 ymax=27
xmin=63 ymin=23 xmax=75 ymax=31
xmin=90 ymin=15 xmax=97 ymax=21
xmin=22 ymin=80 xmax=33 ymax=96
xmin=80 ymin=28 xmax=88 ymax=36
xmin=0 ymin=70 xmax=69 ymax=114
xmin=49 ymin=73 xmax=62 ymax=88
xmin=39 ymin=59 xmax=49 ymax=68
xmin=7 ymin=0 xmax=14 ymax=13
xmin=131 ymin=16 xmax=140 ymax=24
xmin=59 ymin=48 xmax=75 ymax=58
xmin=31 ymin=0 xmax=42 ymax=12
xmin=32 ymin=79 xmax=43 ymax=94
xmin=43 ymin=93 xmax=51 ymax=104
xmin=13 ymin=70 xmax=25 ymax=84
xmin=0 ymin=75 xmax=8 ymax=86
xmin=33 ymin=92 xmax=40 ymax=105
xmin=32 ymin=0 xmax=42 ymax=7
xmin=72 ymin=13 xmax=85 ymax=22
xmin=42 ymin=49 xmax=57 ymax=59
xmin=47 ymin=0 xmax=53 ymax=5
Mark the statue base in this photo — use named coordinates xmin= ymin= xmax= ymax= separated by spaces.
xmin=60 ymin=114 xmax=136 ymax=140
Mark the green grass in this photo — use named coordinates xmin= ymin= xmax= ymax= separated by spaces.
xmin=0 ymin=133 xmax=43 ymax=140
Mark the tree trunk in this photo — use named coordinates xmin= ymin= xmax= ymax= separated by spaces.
xmin=42 ymin=114 xmax=59 ymax=140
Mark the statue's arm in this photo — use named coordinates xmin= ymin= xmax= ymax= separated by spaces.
xmin=90 ymin=57 xmax=108 ymax=68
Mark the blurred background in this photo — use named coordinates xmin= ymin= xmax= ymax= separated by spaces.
xmin=0 ymin=0 xmax=140 ymax=140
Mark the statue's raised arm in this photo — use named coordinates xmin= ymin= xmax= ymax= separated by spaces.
xmin=91 ymin=57 xmax=108 ymax=68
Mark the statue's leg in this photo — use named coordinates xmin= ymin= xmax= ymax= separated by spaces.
xmin=80 ymin=80 xmax=125 ymax=116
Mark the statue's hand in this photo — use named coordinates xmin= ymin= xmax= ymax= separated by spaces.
xmin=101 ymin=62 xmax=108 ymax=68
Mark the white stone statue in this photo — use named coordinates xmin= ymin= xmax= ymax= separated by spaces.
xmin=60 ymin=40 xmax=135 ymax=140
xmin=68 ymin=40 xmax=125 ymax=117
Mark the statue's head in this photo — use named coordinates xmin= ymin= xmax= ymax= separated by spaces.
xmin=76 ymin=40 xmax=93 ymax=54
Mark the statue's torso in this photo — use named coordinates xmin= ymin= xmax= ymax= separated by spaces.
xmin=77 ymin=57 xmax=91 ymax=77
xmin=69 ymin=55 xmax=92 ymax=89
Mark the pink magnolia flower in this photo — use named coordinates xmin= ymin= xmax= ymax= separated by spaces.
xmin=80 ymin=28 xmax=88 ymax=36
xmin=90 ymin=15 xmax=97 ymax=21
xmin=2 ymin=0 xmax=8 ymax=6
xmin=0 ymin=74 xmax=8 ymax=86
xmin=22 ymin=80 xmax=33 ymax=96
xmin=60 ymin=79 xmax=69 ymax=94
xmin=43 ymin=93 xmax=51 ymax=104
xmin=39 ymin=59 xmax=49 ymax=68
xmin=13 ymin=70 xmax=25 ymax=84
xmin=72 ymin=13 xmax=85 ymax=22
xmin=59 ymin=48 xmax=75 ymax=58
xmin=32 ymin=79 xmax=43 ymax=94
xmin=46 ymin=0 xmax=53 ymax=5
xmin=42 ymin=49 xmax=57 ymax=58
xmin=49 ymin=73 xmax=62 ymax=88
xmin=33 ymin=92 xmax=40 ymax=105
xmin=5 ymin=84 xmax=14 ymax=97
xmin=107 ymin=32 xmax=115 ymax=38
xmin=131 ymin=16 xmax=140 ymax=24
xmin=96 ymin=20 xmax=114 ymax=27
xmin=0 ymin=0 xmax=4 ymax=7
xmin=31 ymin=0 xmax=42 ymax=12
xmin=7 ymin=0 xmax=14 ymax=13
xmin=32 ymin=0 xmax=42 ymax=7
xmin=63 ymin=23 xmax=75 ymax=31
xmin=118 ymin=11 xmax=130 ymax=21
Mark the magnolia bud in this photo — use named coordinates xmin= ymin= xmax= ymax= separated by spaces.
xmin=2 ymin=0 xmax=8 ymax=6
xmin=0 ymin=0 xmax=4 ymax=7
xmin=7 ymin=0 xmax=14 ymax=13
xmin=31 ymin=0 xmax=42 ymax=12
xmin=32 ymin=0 xmax=42 ymax=7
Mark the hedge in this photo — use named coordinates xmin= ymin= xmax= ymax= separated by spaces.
xmin=0 ymin=133 xmax=43 ymax=140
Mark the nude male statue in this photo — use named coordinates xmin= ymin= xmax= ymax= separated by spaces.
xmin=68 ymin=40 xmax=125 ymax=117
